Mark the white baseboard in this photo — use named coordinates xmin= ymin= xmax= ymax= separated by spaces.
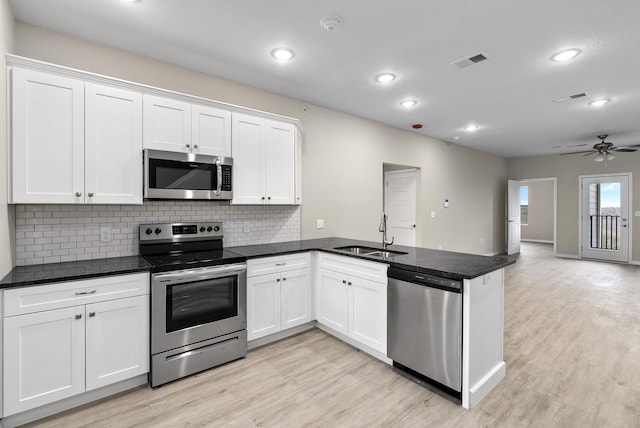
xmin=248 ymin=322 xmax=316 ymax=350
xmin=521 ymin=239 xmax=553 ymax=244
xmin=465 ymin=361 xmax=506 ymax=409
xmin=630 ymin=260 xmax=640 ymax=266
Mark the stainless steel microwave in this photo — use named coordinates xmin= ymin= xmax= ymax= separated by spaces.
xmin=144 ymin=149 xmax=233 ymax=200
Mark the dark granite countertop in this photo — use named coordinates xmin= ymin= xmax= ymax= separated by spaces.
xmin=0 ymin=237 xmax=515 ymax=289
xmin=227 ymin=237 xmax=515 ymax=280
xmin=0 ymin=256 xmax=151 ymax=289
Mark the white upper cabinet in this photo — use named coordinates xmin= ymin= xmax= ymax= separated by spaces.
xmin=11 ymin=68 xmax=85 ymax=204
xmin=232 ymin=112 xmax=298 ymax=205
xmin=143 ymin=95 xmax=231 ymax=157
xmin=85 ymin=83 xmax=143 ymax=204
xmin=10 ymin=68 xmax=143 ymax=204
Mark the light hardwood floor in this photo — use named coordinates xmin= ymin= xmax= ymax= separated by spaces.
xmin=24 ymin=243 xmax=640 ymax=427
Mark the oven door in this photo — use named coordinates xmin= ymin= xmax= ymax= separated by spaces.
xmin=144 ymin=149 xmax=233 ymax=200
xmin=151 ymin=263 xmax=246 ymax=354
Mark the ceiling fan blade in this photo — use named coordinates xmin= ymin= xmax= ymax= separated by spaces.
xmin=612 ymin=148 xmax=637 ymax=152
xmin=561 ymin=150 xmax=596 ymax=155
xmin=613 ymin=144 xmax=640 ymax=149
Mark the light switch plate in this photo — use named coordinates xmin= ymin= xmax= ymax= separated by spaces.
xmin=635 ymin=211 xmax=640 ymax=217
xmin=431 ymin=211 xmax=436 ymax=218
xmin=316 ymin=219 xmax=325 ymax=229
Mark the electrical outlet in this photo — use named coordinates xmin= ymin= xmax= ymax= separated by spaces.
xmin=316 ymin=219 xmax=325 ymax=229
xmin=431 ymin=211 xmax=436 ymax=218
xmin=480 ymin=237 xmax=486 ymax=245
xmin=100 ymin=227 xmax=112 ymax=242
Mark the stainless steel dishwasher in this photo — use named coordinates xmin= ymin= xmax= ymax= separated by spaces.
xmin=387 ymin=266 xmax=462 ymax=396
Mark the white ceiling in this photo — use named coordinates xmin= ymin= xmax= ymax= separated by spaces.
xmin=9 ymin=0 xmax=640 ymax=158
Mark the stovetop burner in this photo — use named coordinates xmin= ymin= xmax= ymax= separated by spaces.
xmin=139 ymin=221 xmax=246 ymax=272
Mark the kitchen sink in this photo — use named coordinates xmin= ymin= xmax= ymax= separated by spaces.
xmin=333 ymin=246 xmax=408 ymax=258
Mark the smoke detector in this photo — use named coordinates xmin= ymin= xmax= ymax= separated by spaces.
xmin=320 ymin=15 xmax=342 ymax=31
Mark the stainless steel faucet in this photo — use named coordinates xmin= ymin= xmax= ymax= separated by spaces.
xmin=379 ymin=212 xmax=394 ymax=249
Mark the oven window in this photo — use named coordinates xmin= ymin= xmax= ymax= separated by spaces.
xmin=166 ymin=276 xmax=237 ymax=332
xmin=149 ymin=158 xmax=215 ymax=190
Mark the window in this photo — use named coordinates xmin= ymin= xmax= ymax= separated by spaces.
xmin=520 ymin=186 xmax=528 ymax=225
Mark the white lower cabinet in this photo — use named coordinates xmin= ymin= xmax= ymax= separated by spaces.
xmin=2 ymin=273 xmax=149 ymax=416
xmin=316 ymin=253 xmax=388 ymax=354
xmin=247 ymin=254 xmax=311 ymax=341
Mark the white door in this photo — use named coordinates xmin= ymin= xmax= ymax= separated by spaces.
xmin=191 ymin=104 xmax=231 ymax=157
xmin=317 ymin=269 xmax=349 ymax=335
xmin=143 ymin=95 xmax=191 ymax=153
xmin=11 ymin=68 xmax=85 ymax=203
xmin=265 ymin=120 xmax=296 ymax=204
xmin=232 ymin=113 xmax=266 ymax=204
xmin=281 ymin=268 xmax=311 ymax=329
xmin=85 ymin=83 xmax=143 ymax=204
xmin=247 ymin=273 xmax=280 ymax=340
xmin=507 ymin=180 xmax=521 ymax=255
xmin=581 ymin=174 xmax=630 ymax=262
xmin=349 ymin=277 xmax=387 ymax=353
xmin=384 ymin=170 xmax=417 ymax=246
xmin=3 ymin=306 xmax=86 ymax=416
xmin=85 ymin=295 xmax=149 ymax=391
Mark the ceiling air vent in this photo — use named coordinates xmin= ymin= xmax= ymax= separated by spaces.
xmin=570 ymin=92 xmax=587 ymax=99
xmin=452 ymin=52 xmax=489 ymax=68
xmin=553 ymin=92 xmax=588 ymax=103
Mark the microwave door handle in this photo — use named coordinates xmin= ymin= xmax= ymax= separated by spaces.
xmin=215 ymin=159 xmax=222 ymax=196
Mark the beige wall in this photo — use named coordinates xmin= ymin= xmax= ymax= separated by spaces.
xmin=521 ymin=180 xmax=554 ymax=242
xmin=0 ymin=0 xmax=15 ymax=278
xmin=508 ymin=153 xmax=640 ymax=261
xmin=13 ymin=23 xmax=508 ymax=255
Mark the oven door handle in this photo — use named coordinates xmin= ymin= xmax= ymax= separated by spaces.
xmin=153 ymin=263 xmax=246 ymax=285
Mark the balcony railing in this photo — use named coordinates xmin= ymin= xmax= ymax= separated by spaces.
xmin=590 ymin=215 xmax=620 ymax=250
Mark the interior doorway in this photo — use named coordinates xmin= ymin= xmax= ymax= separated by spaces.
xmin=383 ymin=165 xmax=419 ymax=246
xmin=580 ymin=173 xmax=631 ymax=263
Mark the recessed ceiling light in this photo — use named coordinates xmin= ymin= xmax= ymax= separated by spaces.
xmin=589 ymin=99 xmax=610 ymax=107
xmin=400 ymin=100 xmax=417 ymax=108
xmin=123 ymin=0 xmax=140 ymax=2
xmin=551 ymin=48 xmax=582 ymax=62
xmin=464 ymin=124 xmax=479 ymax=132
xmin=271 ymin=48 xmax=295 ymax=61
xmin=375 ymin=73 xmax=396 ymax=84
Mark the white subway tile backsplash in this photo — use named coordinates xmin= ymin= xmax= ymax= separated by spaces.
xmin=15 ymin=202 xmax=301 ymax=266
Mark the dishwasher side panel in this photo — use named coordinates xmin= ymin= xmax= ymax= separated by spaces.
xmin=387 ymin=278 xmax=462 ymax=391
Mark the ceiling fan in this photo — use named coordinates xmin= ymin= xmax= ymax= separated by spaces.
xmin=563 ymin=135 xmax=640 ymax=162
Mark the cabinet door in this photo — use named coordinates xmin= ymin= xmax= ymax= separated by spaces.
xmin=85 ymin=295 xmax=149 ymax=391
xmin=317 ymin=269 xmax=349 ymax=335
xmin=281 ymin=268 xmax=311 ymax=330
xmin=192 ymin=104 xmax=231 ymax=157
xmin=85 ymin=83 xmax=143 ymax=204
xmin=3 ymin=306 xmax=85 ymax=416
xmin=265 ymin=120 xmax=295 ymax=205
xmin=349 ymin=277 xmax=387 ymax=353
xmin=143 ymin=95 xmax=191 ymax=153
xmin=232 ymin=113 xmax=266 ymax=204
xmin=247 ymin=273 xmax=280 ymax=340
xmin=11 ymin=68 xmax=84 ymax=203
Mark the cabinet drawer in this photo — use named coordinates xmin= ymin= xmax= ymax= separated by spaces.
xmin=319 ymin=253 xmax=387 ymax=284
xmin=247 ymin=253 xmax=311 ymax=277
xmin=4 ymin=273 xmax=149 ymax=317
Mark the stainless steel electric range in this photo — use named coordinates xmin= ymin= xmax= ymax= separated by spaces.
xmin=139 ymin=221 xmax=247 ymax=387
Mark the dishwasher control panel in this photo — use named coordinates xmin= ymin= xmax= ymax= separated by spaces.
xmin=387 ymin=267 xmax=461 ymax=292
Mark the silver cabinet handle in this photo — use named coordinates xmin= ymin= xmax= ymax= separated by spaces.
xmin=75 ymin=314 xmax=82 ymax=320
xmin=276 ymin=278 xmax=280 ymax=282
xmin=76 ymin=290 xmax=97 ymax=296
xmin=275 ymin=262 xmax=286 ymax=266
xmin=186 ymin=144 xmax=191 ymax=148
xmin=89 ymin=312 xmax=96 ymax=317
xmin=348 ymin=282 xmax=352 ymax=286
xmin=215 ymin=158 xmax=222 ymax=196
xmin=268 ymin=196 xmax=271 ymax=200
xmin=75 ymin=192 xmax=81 ymax=197
xmin=261 ymin=196 xmax=266 ymax=200
xmin=283 ymin=277 xmax=287 ymax=281
xmin=342 ymin=280 xmax=347 ymax=284
xmin=88 ymin=192 xmax=94 ymax=197
xmin=194 ymin=144 xmax=199 ymax=149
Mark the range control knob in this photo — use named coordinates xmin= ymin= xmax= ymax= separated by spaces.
xmin=200 ymin=227 xmax=206 ymax=232
xmin=207 ymin=226 xmax=213 ymax=232
xmin=154 ymin=228 xmax=162 ymax=235
xmin=213 ymin=226 xmax=220 ymax=232
xmin=145 ymin=228 xmax=153 ymax=235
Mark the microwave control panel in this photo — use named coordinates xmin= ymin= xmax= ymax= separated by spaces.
xmin=221 ymin=165 xmax=232 ymax=191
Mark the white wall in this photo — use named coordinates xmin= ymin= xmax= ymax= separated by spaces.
xmin=509 ymin=153 xmax=640 ymax=260
xmin=11 ymin=22 xmax=508 ymax=256
xmin=0 ymin=0 xmax=15 ymax=277
xmin=520 ymin=180 xmax=554 ymax=242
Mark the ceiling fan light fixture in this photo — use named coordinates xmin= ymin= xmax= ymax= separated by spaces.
xmin=606 ymin=153 xmax=615 ymax=161
xmin=551 ymin=48 xmax=582 ymax=62
xmin=589 ymin=99 xmax=610 ymax=107
xmin=375 ymin=73 xmax=396 ymax=84
xmin=594 ymin=153 xmax=605 ymax=162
